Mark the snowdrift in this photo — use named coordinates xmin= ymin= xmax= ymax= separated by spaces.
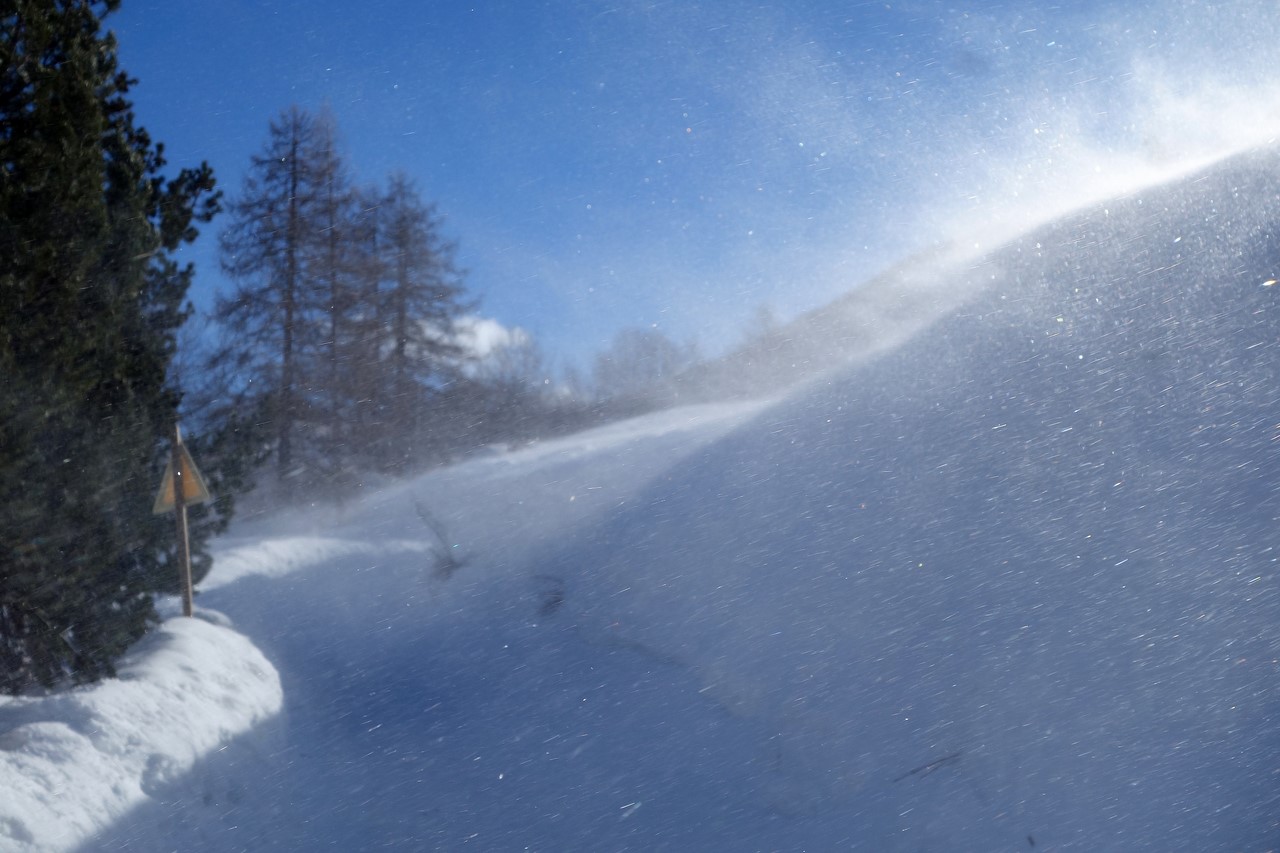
xmin=0 ymin=617 xmax=281 ymax=852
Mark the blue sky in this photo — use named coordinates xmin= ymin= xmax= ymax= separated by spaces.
xmin=110 ymin=1 xmax=1280 ymax=368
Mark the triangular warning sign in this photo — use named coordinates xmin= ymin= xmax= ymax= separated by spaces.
xmin=152 ymin=442 xmax=213 ymax=514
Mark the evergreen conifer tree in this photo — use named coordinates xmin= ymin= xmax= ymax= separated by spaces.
xmin=0 ymin=0 xmax=220 ymax=692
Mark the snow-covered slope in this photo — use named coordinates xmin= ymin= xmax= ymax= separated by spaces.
xmin=565 ymin=146 xmax=1280 ymax=849
xmin=5 ymin=145 xmax=1280 ymax=852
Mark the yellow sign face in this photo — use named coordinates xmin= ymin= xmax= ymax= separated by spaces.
xmin=152 ymin=443 xmax=213 ymax=514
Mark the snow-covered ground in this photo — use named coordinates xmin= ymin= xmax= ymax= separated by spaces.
xmin=3 ymin=401 xmax=776 ymax=852
xmin=6 ymin=147 xmax=1280 ymax=851
xmin=0 ymin=617 xmax=280 ymax=852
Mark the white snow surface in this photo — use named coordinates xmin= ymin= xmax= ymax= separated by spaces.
xmin=6 ymin=148 xmax=1280 ymax=851
xmin=0 ymin=617 xmax=281 ymax=852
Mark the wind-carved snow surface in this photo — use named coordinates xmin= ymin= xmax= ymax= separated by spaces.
xmin=9 ymin=147 xmax=1280 ymax=851
xmin=566 ymin=146 xmax=1280 ymax=849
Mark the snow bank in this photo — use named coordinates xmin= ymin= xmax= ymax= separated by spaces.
xmin=0 ymin=616 xmax=282 ymax=853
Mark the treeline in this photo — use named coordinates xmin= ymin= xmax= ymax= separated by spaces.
xmin=197 ymin=106 xmax=727 ymax=504
xmin=201 ymin=107 xmax=643 ymax=500
xmin=202 ymin=106 xmax=481 ymax=500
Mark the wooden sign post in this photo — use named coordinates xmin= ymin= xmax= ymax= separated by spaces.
xmin=152 ymin=423 xmax=212 ymax=617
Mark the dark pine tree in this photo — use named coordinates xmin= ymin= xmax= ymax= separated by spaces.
xmin=0 ymin=0 xmax=220 ymax=692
